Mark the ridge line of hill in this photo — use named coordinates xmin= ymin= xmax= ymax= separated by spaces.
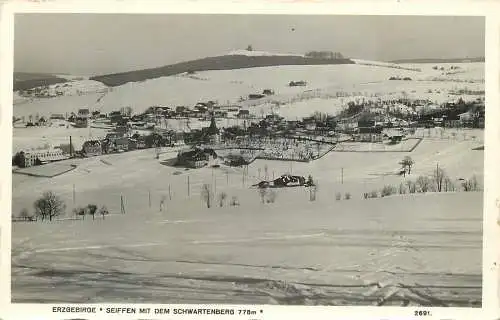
xmin=88 ymin=55 xmax=355 ymax=87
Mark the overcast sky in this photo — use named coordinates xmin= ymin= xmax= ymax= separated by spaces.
xmin=14 ymin=14 xmax=485 ymax=76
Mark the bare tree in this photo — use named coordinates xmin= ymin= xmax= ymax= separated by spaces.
xmin=399 ymin=183 xmax=406 ymax=194
xmin=73 ymin=206 xmax=86 ymax=220
xmin=406 ymin=180 xmax=417 ymax=193
xmin=462 ymin=175 xmax=480 ymax=192
xmin=266 ymin=189 xmax=277 ymax=203
xmin=399 ymin=156 xmax=415 ymax=174
xmin=433 ymin=166 xmax=446 ymax=192
xmin=309 ymin=183 xmax=318 ymax=201
xmin=201 ymin=184 xmax=213 ymax=208
xmin=259 ymin=187 xmax=268 ymax=204
xmin=87 ymin=204 xmax=98 ymax=220
xmin=416 ymin=176 xmax=432 ymax=193
xmin=34 ymin=191 xmax=66 ymax=221
xmin=444 ymin=177 xmax=456 ymax=192
xmin=100 ymin=206 xmax=109 ymax=219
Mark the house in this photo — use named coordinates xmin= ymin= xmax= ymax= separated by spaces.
xmin=74 ymin=116 xmax=88 ymax=128
xmin=177 ymin=148 xmax=211 ymax=168
xmin=128 ymin=137 xmax=146 ymax=150
xmin=237 ymin=110 xmax=250 ymax=118
xmin=109 ymin=111 xmax=123 ymax=124
xmin=81 ymin=140 xmax=102 ymax=157
xmin=17 ymin=148 xmax=68 ymax=167
xmin=114 ymin=125 xmax=129 ymax=136
xmin=289 ymin=80 xmax=307 ymax=87
xmin=50 ymin=113 xmax=65 ymax=120
xmin=78 ymin=108 xmax=90 ymax=117
xmin=444 ymin=114 xmax=461 ymax=128
xmin=354 ymin=126 xmax=383 ymax=142
xmin=114 ymin=137 xmax=129 ymax=152
xmin=249 ymin=93 xmax=266 ymax=100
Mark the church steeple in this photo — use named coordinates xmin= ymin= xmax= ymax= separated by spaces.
xmin=207 ymin=114 xmax=219 ymax=135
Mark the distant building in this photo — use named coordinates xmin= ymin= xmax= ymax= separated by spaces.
xmin=237 ymin=110 xmax=250 ymax=118
xmin=78 ymin=108 xmax=90 ymax=117
xmin=354 ymin=126 xmax=383 ymax=142
xmin=444 ymin=114 xmax=461 ymax=128
xmin=128 ymin=137 xmax=146 ymax=150
xmin=248 ymin=93 xmax=266 ymax=100
xmin=81 ymin=140 xmax=102 ymax=157
xmin=114 ymin=137 xmax=129 ymax=152
xmin=17 ymin=148 xmax=68 ymax=167
xmin=74 ymin=116 xmax=88 ymax=128
xmin=50 ymin=113 xmax=65 ymax=120
xmin=289 ymin=80 xmax=307 ymax=87
xmin=177 ymin=148 xmax=215 ymax=168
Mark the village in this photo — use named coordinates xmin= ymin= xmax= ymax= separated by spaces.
xmin=12 ymin=90 xmax=485 ymax=172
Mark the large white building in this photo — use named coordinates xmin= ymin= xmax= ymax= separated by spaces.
xmin=18 ymin=148 xmax=68 ymax=167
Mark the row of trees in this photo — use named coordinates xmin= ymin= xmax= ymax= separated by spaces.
xmin=13 ymin=191 xmax=108 ymax=222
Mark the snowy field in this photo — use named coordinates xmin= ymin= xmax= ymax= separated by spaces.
xmin=11 ymin=128 xmax=484 ymax=305
xmin=11 ymin=61 xmax=484 ymax=305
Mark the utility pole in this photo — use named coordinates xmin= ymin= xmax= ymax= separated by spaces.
xmin=341 ymin=168 xmax=344 ymax=184
xmin=72 ymin=184 xmax=75 ymax=205
xmin=187 ymin=176 xmax=190 ymax=197
xmin=69 ymin=136 xmax=73 ymax=157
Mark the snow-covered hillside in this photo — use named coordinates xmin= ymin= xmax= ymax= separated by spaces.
xmin=12 ymin=61 xmax=484 ymax=123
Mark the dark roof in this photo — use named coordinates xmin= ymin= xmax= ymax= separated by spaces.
xmin=83 ymin=140 xmax=101 ymax=146
xmin=358 ymin=127 xmax=383 ymax=134
xmin=115 ymin=137 xmax=128 ymax=144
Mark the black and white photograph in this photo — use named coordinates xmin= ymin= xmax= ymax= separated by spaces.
xmin=10 ymin=13 xmax=485 ymax=307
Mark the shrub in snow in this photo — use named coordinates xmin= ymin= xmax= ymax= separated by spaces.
xmin=309 ymin=185 xmax=318 ymax=201
xmin=398 ymin=183 xmax=406 ymax=195
xmin=99 ymin=206 xmax=109 ymax=219
xmin=266 ymin=190 xmax=277 ymax=203
xmin=230 ymin=196 xmax=240 ymax=206
xmin=369 ymin=190 xmax=379 ymax=198
xmin=18 ymin=208 xmax=35 ymax=221
xmin=218 ymin=192 xmax=227 ymax=207
xmin=406 ymin=180 xmax=417 ymax=194
xmin=462 ymin=175 xmax=480 ymax=192
xmin=73 ymin=206 xmax=86 ymax=219
xmin=344 ymin=192 xmax=351 ymax=200
xmin=381 ymin=185 xmax=397 ymax=197
xmin=335 ymin=192 xmax=342 ymax=201
xmin=259 ymin=188 xmax=268 ymax=204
